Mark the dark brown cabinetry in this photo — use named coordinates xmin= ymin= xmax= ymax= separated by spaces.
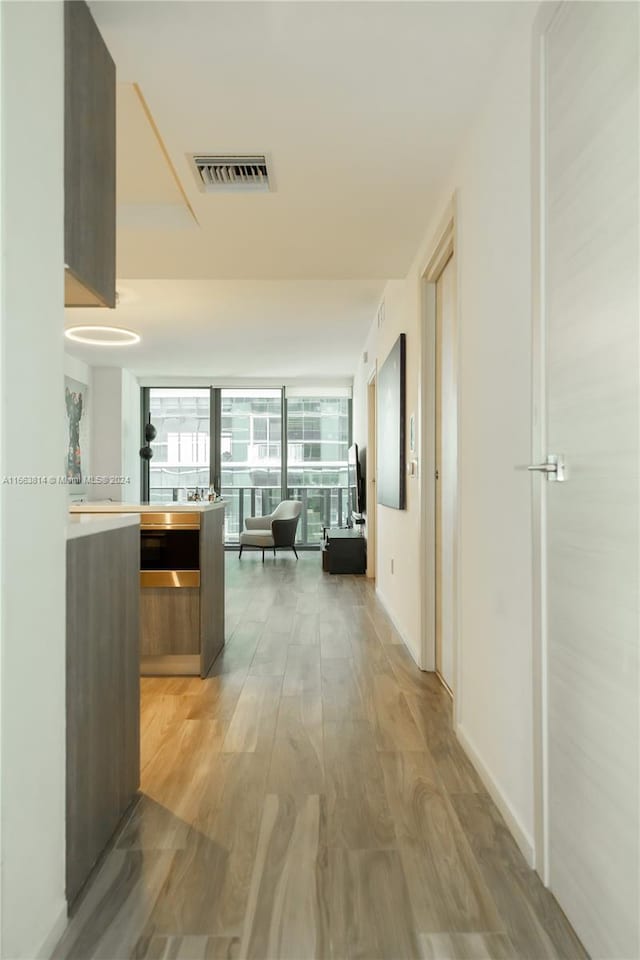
xmin=64 ymin=0 xmax=116 ymax=308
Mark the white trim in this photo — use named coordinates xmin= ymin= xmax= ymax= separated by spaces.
xmin=366 ymin=368 xmax=377 ymax=580
xmin=419 ymin=276 xmax=436 ymax=672
xmin=418 ymin=197 xmax=460 ymax=710
xmin=375 ymin=586 xmax=422 ymax=669
xmin=530 ymin=0 xmax=563 ymax=885
xmin=35 ymin=904 xmax=67 ymax=959
xmin=456 ymin=724 xmax=536 ymax=868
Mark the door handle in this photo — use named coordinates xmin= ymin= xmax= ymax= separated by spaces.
xmin=527 ymin=454 xmax=566 ymax=482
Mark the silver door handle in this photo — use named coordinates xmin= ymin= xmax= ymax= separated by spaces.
xmin=527 ymin=454 xmax=566 ymax=482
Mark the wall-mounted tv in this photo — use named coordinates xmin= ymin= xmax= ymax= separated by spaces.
xmin=377 ymin=333 xmax=406 ymax=510
xmin=348 ymin=443 xmax=364 ymax=519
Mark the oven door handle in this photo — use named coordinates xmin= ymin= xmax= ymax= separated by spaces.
xmin=140 ymin=570 xmax=200 ymax=588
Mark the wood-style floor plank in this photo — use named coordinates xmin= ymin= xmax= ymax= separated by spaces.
xmin=140 ymin=753 xmax=270 ymax=938
xmin=249 ymin=630 xmax=290 ymax=678
xmin=282 ymin=644 xmax=321 ymax=696
xmin=320 ymin=657 xmax=367 ymax=722
xmin=419 ymin=932 xmax=516 ymax=959
xmin=132 ymin=934 xmax=241 ymax=959
xmin=240 ymin=794 xmax=327 ymax=959
xmin=52 ymin=851 xmax=177 ymax=960
xmin=451 ymin=793 xmax=588 ymax=959
xmin=333 ymin=847 xmax=422 ymax=959
xmin=318 ymin=620 xmax=352 ymax=659
xmin=380 ymin=750 xmax=502 ymax=934
xmin=267 ymin=695 xmax=324 ymax=798
xmin=222 ymin=675 xmax=282 ymax=753
xmin=323 ymin=718 xmax=396 ymax=850
xmin=405 ymin=690 xmax=485 ymax=796
xmin=54 ymin=554 xmax=585 ymax=960
xmin=369 ymin=673 xmax=425 ymax=751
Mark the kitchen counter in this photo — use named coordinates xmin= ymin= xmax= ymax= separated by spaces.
xmin=67 ymin=512 xmax=140 ymax=540
xmin=69 ymin=501 xmax=225 ymax=514
xmin=71 ymin=501 xmax=226 ymax=678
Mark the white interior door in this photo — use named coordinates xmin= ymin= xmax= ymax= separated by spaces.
xmin=367 ymin=374 xmax=377 ymax=579
xmin=536 ymin=4 xmax=639 ymax=957
xmin=435 ymin=255 xmax=457 ymax=691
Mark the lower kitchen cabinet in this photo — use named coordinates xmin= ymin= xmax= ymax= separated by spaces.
xmin=66 ymin=520 xmax=140 ymax=906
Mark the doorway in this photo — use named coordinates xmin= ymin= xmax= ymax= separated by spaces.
xmin=366 ymin=372 xmax=377 ymax=579
xmin=420 ymin=211 xmax=458 ymax=692
xmin=434 ymin=254 xmax=457 ymax=691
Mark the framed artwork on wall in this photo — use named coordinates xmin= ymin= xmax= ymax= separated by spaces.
xmin=65 ymin=376 xmax=89 ymax=495
xmin=377 ymin=333 xmax=406 ymax=510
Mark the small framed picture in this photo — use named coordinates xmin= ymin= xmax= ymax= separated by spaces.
xmin=409 ymin=413 xmax=415 ymax=453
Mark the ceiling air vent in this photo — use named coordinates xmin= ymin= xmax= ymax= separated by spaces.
xmin=190 ymin=155 xmax=271 ymax=193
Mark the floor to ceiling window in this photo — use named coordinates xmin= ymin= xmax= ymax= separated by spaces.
xmin=286 ymin=390 xmax=351 ymax=544
xmin=220 ymin=389 xmax=282 ymax=543
xmin=142 ymin=386 xmax=351 ymax=545
xmin=147 ymin=388 xmax=210 ymax=503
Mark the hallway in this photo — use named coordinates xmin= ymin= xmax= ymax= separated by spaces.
xmin=54 ymin=556 xmax=586 ymax=960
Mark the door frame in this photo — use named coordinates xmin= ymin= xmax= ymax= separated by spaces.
xmin=530 ymin=0 xmax=562 ymax=884
xmin=366 ymin=368 xmax=377 ymax=579
xmin=419 ymin=198 xmax=460 ymax=717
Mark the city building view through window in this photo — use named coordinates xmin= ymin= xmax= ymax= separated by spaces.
xmin=148 ymin=388 xmax=211 ymax=500
xmin=147 ymin=387 xmax=351 ymax=545
xmin=286 ymin=393 xmax=350 ymax=544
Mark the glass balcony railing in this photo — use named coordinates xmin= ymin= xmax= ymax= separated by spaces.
xmin=224 ymin=486 xmax=349 ymax=546
xmin=149 ymin=484 xmax=350 ymax=546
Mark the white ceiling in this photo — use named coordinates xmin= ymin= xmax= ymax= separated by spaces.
xmin=68 ymin=1 xmax=533 ymax=377
xmin=65 ymin=279 xmax=383 ymax=378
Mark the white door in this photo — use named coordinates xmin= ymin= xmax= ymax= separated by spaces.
xmin=435 ymin=255 xmax=457 ymax=691
xmin=534 ymin=4 xmax=639 ymax=957
xmin=366 ymin=374 xmax=377 ymax=579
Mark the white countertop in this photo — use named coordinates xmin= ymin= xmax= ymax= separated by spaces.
xmin=67 ymin=513 xmax=140 ymax=541
xmin=69 ymin=501 xmax=226 ymax=514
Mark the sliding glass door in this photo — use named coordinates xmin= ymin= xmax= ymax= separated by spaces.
xmin=220 ymin=389 xmax=282 ymax=543
xmin=286 ymin=393 xmax=351 ymax=543
xmin=143 ymin=386 xmax=351 ymax=545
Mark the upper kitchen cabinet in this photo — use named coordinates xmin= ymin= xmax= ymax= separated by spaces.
xmin=64 ymin=0 xmax=116 ymax=308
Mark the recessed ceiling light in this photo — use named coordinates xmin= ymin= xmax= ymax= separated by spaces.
xmin=64 ymin=325 xmax=141 ymax=346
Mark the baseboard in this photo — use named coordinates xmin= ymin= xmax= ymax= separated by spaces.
xmin=456 ymin=723 xmax=535 ymax=868
xmin=374 ymin=586 xmax=424 ymax=669
xmin=35 ymin=903 xmax=67 ymax=959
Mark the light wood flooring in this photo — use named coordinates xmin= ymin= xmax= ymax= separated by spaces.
xmin=54 ymin=554 xmax=587 ymax=960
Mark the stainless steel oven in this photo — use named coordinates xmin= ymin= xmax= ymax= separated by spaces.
xmin=140 ymin=512 xmax=200 ymax=588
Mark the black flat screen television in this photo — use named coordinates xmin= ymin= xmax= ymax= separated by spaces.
xmin=347 ymin=443 xmax=364 ymax=520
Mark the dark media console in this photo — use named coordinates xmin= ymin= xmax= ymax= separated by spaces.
xmin=321 ymin=527 xmax=366 ymax=575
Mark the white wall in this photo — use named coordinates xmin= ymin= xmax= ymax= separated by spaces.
xmin=121 ymin=368 xmax=141 ymax=499
xmin=353 ymin=283 xmax=423 ymax=656
xmin=65 ymin=353 xmax=92 ymax=388
xmin=0 ymin=3 xmax=67 ymax=956
xmin=90 ymin=367 xmax=140 ymax=501
xmin=353 ymin=11 xmax=538 ymax=860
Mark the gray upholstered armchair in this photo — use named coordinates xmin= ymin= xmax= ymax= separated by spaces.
xmin=239 ymin=500 xmax=302 ymax=561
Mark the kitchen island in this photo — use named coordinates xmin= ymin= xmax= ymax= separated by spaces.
xmin=69 ymin=501 xmax=225 ymax=677
xmin=66 ymin=512 xmax=140 ymax=906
